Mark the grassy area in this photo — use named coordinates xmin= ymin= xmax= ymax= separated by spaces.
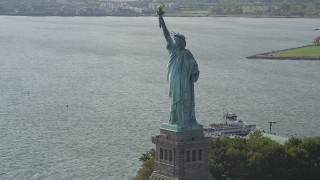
xmin=247 ymin=45 xmax=320 ymax=60
xmin=270 ymin=45 xmax=320 ymax=58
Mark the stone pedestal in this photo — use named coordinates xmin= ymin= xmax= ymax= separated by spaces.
xmin=149 ymin=128 xmax=214 ymax=180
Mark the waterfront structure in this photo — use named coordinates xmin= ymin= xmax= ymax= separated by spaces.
xmin=204 ymin=120 xmax=256 ymax=137
xmin=149 ymin=5 xmax=213 ymax=180
xmin=313 ymin=36 xmax=320 ymax=45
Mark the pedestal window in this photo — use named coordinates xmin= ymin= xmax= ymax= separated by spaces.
xmin=160 ymin=148 xmax=163 ymax=160
xmin=198 ymin=149 xmax=202 ymax=161
xmin=192 ymin=150 xmax=196 ymax=161
xmin=186 ymin=150 xmax=190 ymax=162
xmin=164 ymin=149 xmax=168 ymax=160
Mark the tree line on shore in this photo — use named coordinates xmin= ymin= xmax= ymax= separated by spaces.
xmin=132 ymin=0 xmax=320 ymax=17
xmin=1 ymin=0 xmax=320 ymax=17
xmin=135 ymin=131 xmax=320 ymax=180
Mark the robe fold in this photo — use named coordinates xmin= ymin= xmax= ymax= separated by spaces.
xmin=166 ymin=39 xmax=199 ymax=129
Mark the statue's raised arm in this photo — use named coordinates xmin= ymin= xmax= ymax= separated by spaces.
xmin=157 ymin=4 xmax=172 ymax=44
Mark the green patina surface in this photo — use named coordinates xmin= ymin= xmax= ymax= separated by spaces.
xmin=157 ymin=7 xmax=203 ymax=132
xmin=160 ymin=123 xmax=203 ymax=132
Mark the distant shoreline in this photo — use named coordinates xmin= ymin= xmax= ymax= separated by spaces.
xmin=1 ymin=14 xmax=319 ymax=19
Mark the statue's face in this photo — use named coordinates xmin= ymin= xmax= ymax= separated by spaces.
xmin=174 ymin=38 xmax=186 ymax=49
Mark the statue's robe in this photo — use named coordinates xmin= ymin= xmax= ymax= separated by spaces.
xmin=166 ymin=39 xmax=199 ymax=129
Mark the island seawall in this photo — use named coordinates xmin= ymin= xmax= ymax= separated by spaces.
xmin=247 ymin=45 xmax=320 ymax=61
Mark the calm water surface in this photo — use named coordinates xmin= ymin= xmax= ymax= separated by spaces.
xmin=0 ymin=16 xmax=319 ymax=179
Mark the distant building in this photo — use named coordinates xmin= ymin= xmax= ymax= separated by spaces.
xmin=313 ymin=36 xmax=320 ymax=45
xmin=262 ymin=133 xmax=289 ymax=145
xmin=114 ymin=7 xmax=135 ymax=16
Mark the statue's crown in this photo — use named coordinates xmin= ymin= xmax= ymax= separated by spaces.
xmin=173 ymin=33 xmax=186 ymax=41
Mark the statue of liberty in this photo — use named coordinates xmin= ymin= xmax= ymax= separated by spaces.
xmin=157 ymin=5 xmax=202 ymax=131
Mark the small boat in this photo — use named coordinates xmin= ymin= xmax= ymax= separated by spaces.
xmin=204 ymin=120 xmax=256 ymax=138
xmin=223 ymin=112 xmax=237 ymax=120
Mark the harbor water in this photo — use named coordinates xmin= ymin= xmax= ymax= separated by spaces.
xmin=0 ymin=16 xmax=320 ymax=179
